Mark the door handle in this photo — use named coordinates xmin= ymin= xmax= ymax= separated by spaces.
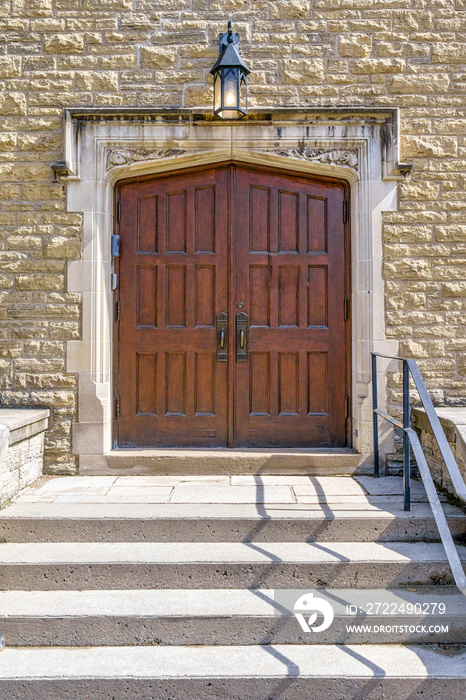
xmin=216 ymin=312 xmax=228 ymax=361
xmin=236 ymin=312 xmax=248 ymax=361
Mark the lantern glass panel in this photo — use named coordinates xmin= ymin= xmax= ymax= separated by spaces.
xmin=224 ymin=68 xmax=238 ymax=107
xmin=221 ymin=68 xmax=239 ymax=119
xmin=214 ymin=73 xmax=221 ymax=113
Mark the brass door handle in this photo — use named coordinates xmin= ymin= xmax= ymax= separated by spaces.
xmin=216 ymin=312 xmax=228 ymax=361
xmin=236 ymin=312 xmax=248 ymax=361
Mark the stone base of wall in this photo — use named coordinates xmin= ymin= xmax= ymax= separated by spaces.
xmin=413 ymin=407 xmax=466 ymax=503
xmin=0 ymin=409 xmax=50 ymax=508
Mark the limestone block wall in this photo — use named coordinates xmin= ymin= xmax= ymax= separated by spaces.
xmin=0 ymin=409 xmax=50 ymax=506
xmin=413 ymin=407 xmax=466 ymax=501
xmin=0 ymin=0 xmax=465 ymax=471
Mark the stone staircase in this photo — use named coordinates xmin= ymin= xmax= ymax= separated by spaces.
xmin=0 ymin=473 xmax=465 ymax=698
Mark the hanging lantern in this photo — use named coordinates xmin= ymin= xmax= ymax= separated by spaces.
xmin=210 ymin=21 xmax=250 ymax=120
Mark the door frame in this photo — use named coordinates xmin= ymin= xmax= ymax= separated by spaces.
xmin=113 ymin=161 xmax=352 ymax=449
xmin=63 ymin=108 xmax=403 ymax=469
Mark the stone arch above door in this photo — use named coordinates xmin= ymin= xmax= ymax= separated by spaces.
xmin=61 ymin=108 xmax=406 ymax=468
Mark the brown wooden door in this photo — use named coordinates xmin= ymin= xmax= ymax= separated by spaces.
xmin=233 ymin=167 xmax=348 ymax=447
xmin=116 ymin=167 xmax=229 ymax=447
xmin=115 ymin=164 xmax=349 ymax=448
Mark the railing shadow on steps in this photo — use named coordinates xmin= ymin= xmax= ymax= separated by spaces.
xmin=371 ymin=351 xmax=466 ymax=598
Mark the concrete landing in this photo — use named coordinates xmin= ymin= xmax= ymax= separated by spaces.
xmin=8 ymin=473 xmax=443 ymax=505
xmin=3 ymin=474 xmax=463 ymax=544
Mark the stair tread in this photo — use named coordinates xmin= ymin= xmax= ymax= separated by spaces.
xmin=0 ymin=587 xmax=464 ymax=617
xmin=1 ymin=501 xmax=463 ymax=519
xmin=0 ymin=644 xmax=465 ymax=679
xmin=1 ymin=541 xmax=465 ymax=564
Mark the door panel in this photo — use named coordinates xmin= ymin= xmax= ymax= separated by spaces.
xmin=115 ymin=165 xmax=348 ymax=449
xmin=117 ymin=168 xmax=229 ymax=447
xmin=233 ymin=167 xmax=347 ymax=447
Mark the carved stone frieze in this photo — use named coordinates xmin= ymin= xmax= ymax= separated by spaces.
xmin=106 ymin=148 xmax=201 ymax=170
xmin=106 ymin=145 xmax=359 ymax=172
xmin=264 ymin=147 xmax=359 ymax=170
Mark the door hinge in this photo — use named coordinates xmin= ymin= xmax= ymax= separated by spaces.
xmin=115 ymin=299 xmax=120 ymax=321
xmin=115 ymin=394 xmax=120 ymax=419
xmin=344 ymin=298 xmax=349 ymax=321
xmin=343 ymin=199 xmax=348 ymax=224
xmin=111 ymin=234 xmax=120 ymax=257
xmin=345 ymin=396 xmax=350 ymax=419
xmin=117 ymin=201 xmax=121 ymax=223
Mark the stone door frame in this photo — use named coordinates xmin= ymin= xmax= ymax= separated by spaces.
xmin=61 ymin=107 xmax=407 ymax=470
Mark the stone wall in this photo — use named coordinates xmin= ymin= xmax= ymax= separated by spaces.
xmin=0 ymin=408 xmax=50 ymax=506
xmin=413 ymin=407 xmax=466 ymax=501
xmin=0 ymin=0 xmax=465 ymax=471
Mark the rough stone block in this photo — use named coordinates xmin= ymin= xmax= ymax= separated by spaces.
xmin=435 ymin=225 xmax=466 ymax=242
xmin=269 ymin=0 xmax=311 ymax=19
xmin=351 ymin=58 xmax=405 ymax=73
xmin=442 ymin=282 xmax=466 ymax=297
xmin=140 ymin=46 xmax=178 ymax=67
xmin=75 ymin=71 xmax=119 ymax=91
xmin=392 ymin=10 xmax=432 ymax=31
xmin=82 ymin=0 xmax=132 ymax=8
xmin=43 ymin=33 xmax=85 ymax=53
xmin=338 ymin=33 xmax=371 ymax=57
xmin=118 ymin=12 xmax=156 ymax=29
xmin=16 ymin=275 xmax=65 ymax=291
xmin=11 ymin=0 xmax=52 ymax=16
xmin=0 ymin=92 xmax=26 ymax=115
xmin=389 ymin=74 xmax=450 ymax=94
xmin=401 ymin=136 xmax=457 ymax=158
xmin=6 ymin=236 xmax=43 ymax=251
xmin=399 ymin=340 xmax=445 ymax=358
xmin=432 ymin=43 xmax=466 ymax=64
xmin=0 ymin=57 xmax=21 ymax=78
xmin=384 ymin=225 xmax=433 ymax=243
xmin=400 ymin=182 xmax=441 ymax=200
xmin=283 ymin=58 xmax=324 ymax=84
xmin=375 ymin=42 xmax=403 ymax=58
xmin=44 ymin=237 xmax=81 ymax=259
xmin=384 ymin=259 xmax=432 ymax=280
xmin=49 ymin=322 xmax=80 ymax=340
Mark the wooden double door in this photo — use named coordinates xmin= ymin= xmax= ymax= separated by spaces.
xmin=114 ymin=164 xmax=350 ymax=448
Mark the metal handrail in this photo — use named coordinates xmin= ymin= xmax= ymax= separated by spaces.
xmin=371 ymin=351 xmax=466 ymax=598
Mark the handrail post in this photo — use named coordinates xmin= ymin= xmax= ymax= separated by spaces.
xmin=403 ymin=360 xmax=411 ymax=511
xmin=371 ymin=353 xmax=380 ymax=477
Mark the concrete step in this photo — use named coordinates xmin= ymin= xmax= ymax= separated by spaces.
xmin=1 ymin=541 xmax=465 ymax=590
xmin=79 ymin=448 xmax=367 ymax=476
xmin=1 ymin=587 xmax=464 ymax=646
xmin=0 ymin=644 xmax=465 ymax=699
xmin=1 ymin=501 xmax=465 ymax=543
